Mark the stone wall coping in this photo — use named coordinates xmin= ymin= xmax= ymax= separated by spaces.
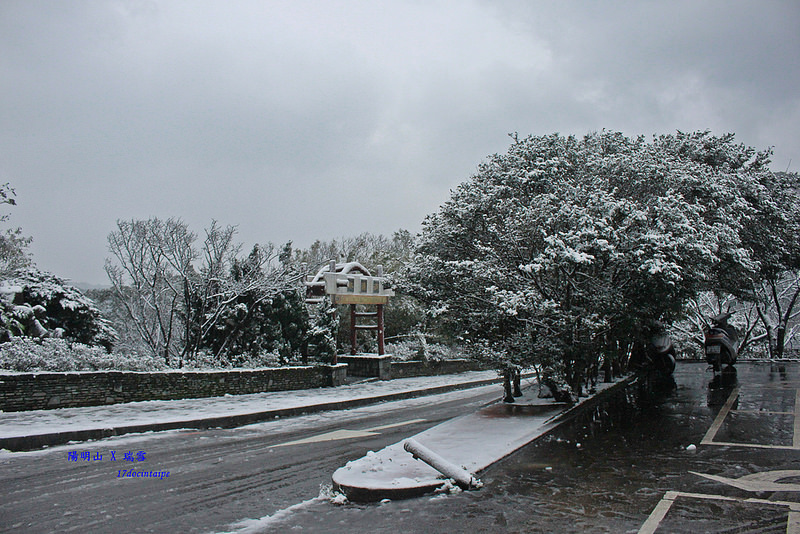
xmin=339 ymin=354 xmax=393 ymax=360
xmin=392 ymin=358 xmax=473 ymax=363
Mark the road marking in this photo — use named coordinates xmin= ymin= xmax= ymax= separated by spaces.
xmin=734 ymin=409 xmax=794 ymax=415
xmin=691 ymin=469 xmax=800 ymax=492
xmin=701 ymin=386 xmax=739 ymax=445
xmin=271 ymin=429 xmax=379 ymax=447
xmin=701 ymin=386 xmax=800 ymax=450
xmin=794 ymin=389 xmax=800 ymax=448
xmin=270 ymin=419 xmax=427 ymax=448
xmin=702 ymin=441 xmax=798 ymax=450
xmin=638 ymin=491 xmax=676 ymax=534
xmin=366 ymin=418 xmax=427 ymax=432
xmin=640 ymin=491 xmax=800 ymax=534
xmin=760 ymin=383 xmax=800 ymax=389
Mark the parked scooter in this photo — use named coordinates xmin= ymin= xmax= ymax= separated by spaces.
xmin=704 ymin=312 xmax=738 ymax=373
xmin=630 ymin=324 xmax=677 ymax=390
xmin=646 ymin=332 xmax=677 ymax=378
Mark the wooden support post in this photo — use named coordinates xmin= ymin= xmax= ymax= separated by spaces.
xmin=350 ymin=304 xmax=357 ymax=355
xmin=332 ymin=301 xmax=338 ymax=365
xmin=377 ymin=304 xmax=385 ymax=356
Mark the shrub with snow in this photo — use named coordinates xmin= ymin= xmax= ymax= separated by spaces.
xmin=385 ymin=336 xmax=462 ymax=362
xmin=179 ymin=349 xmax=283 ymax=370
xmin=0 ymin=338 xmax=164 ymax=372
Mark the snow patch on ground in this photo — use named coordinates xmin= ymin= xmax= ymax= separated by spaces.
xmin=217 ymin=484 xmax=348 ymax=533
xmin=216 ymin=496 xmax=327 ymax=533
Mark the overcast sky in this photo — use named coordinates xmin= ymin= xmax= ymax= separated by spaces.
xmin=2 ymin=0 xmax=798 ymax=286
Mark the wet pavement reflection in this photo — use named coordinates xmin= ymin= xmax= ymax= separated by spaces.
xmin=286 ymin=362 xmax=800 ymax=533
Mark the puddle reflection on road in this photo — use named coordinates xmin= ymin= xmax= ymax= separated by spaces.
xmin=476 ymin=373 xmax=700 ymax=532
xmin=477 ymin=362 xmax=800 ymax=533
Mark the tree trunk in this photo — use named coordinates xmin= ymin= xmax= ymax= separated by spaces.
xmin=513 ymin=369 xmax=522 ymax=397
xmin=757 ymin=306 xmax=775 ymax=359
xmin=503 ymin=369 xmax=515 ymax=403
xmin=776 ymin=326 xmax=786 ymax=359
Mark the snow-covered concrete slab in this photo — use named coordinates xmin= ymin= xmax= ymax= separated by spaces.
xmin=332 ymin=378 xmax=631 ymax=502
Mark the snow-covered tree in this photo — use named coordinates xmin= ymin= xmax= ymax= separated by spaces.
xmin=305 ymin=297 xmax=339 ymax=364
xmin=188 ymin=243 xmax=306 ymax=366
xmin=672 ymin=169 xmax=800 ymax=359
xmin=294 ymin=230 xmax=415 ymax=275
xmin=0 ymin=183 xmax=32 ymax=276
xmin=106 ymin=218 xmax=196 ymax=365
xmin=744 ymin=171 xmax=800 ymax=358
xmin=0 ymin=268 xmax=117 ymax=349
xmin=106 ymin=218 xmax=301 ymax=367
xmin=407 ymin=131 xmax=776 ymax=393
xmin=753 ymin=271 xmax=800 ymax=358
xmin=0 ymin=184 xmax=116 ymax=352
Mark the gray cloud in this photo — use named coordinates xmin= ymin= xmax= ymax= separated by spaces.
xmin=1 ymin=0 xmax=798 ymax=284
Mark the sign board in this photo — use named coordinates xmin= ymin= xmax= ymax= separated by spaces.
xmin=323 ymin=271 xmax=394 ymax=305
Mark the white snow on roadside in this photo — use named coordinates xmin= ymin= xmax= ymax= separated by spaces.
xmin=0 ymin=371 xmax=502 ymax=440
xmin=215 ymin=496 xmax=328 ymax=533
xmin=216 ymin=484 xmax=348 ymax=533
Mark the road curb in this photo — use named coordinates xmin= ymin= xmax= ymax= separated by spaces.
xmin=544 ymin=374 xmax=637 ymax=427
xmin=0 ymin=376 xmax=503 ymax=452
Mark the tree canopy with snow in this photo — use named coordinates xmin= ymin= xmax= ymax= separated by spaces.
xmin=406 ymin=130 xmax=784 ymax=392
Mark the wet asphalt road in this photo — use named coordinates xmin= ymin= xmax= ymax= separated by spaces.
xmin=4 ymin=362 xmax=800 ymax=533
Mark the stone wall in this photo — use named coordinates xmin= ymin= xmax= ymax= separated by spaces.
xmin=337 ymin=355 xmax=485 ymax=379
xmin=0 ymin=364 xmax=348 ymax=412
xmin=390 ymin=358 xmax=485 ymax=379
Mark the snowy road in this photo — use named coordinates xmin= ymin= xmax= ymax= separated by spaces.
xmin=7 ymin=363 xmax=798 ymax=533
xmin=0 ymin=383 xmax=503 ymax=533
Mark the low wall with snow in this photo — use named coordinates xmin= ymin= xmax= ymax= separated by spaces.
xmin=390 ymin=358 xmax=485 ymax=378
xmin=337 ymin=355 xmax=484 ymax=379
xmin=0 ymin=365 xmax=348 ymax=412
